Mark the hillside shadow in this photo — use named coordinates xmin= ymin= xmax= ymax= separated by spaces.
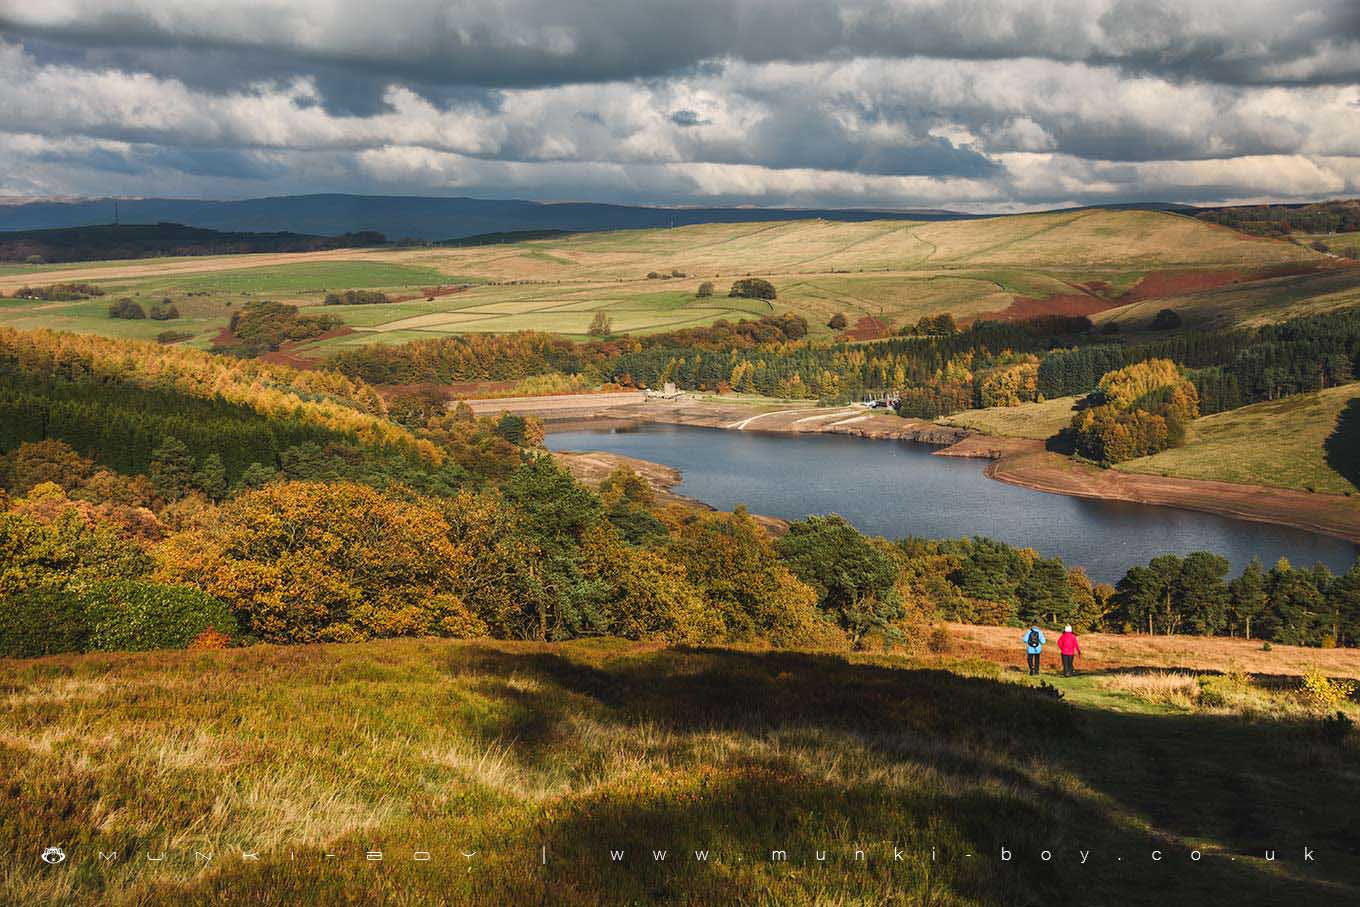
xmin=448 ymin=644 xmax=1358 ymax=906
xmin=1324 ymin=397 xmax=1360 ymax=490
xmin=1045 ymin=427 xmax=1076 ymax=454
xmin=1043 ymin=397 xmax=1093 ymax=453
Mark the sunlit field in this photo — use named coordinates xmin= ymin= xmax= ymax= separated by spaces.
xmin=0 ymin=209 xmax=1340 ymax=349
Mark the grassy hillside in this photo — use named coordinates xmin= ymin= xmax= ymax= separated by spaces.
xmin=939 ymin=395 xmax=1083 ymax=440
xmin=3 ymin=637 xmax=1357 ymax=907
xmin=1117 ymin=384 xmax=1360 ymax=494
xmin=1091 ymin=266 xmax=1360 ymax=331
xmin=0 ymin=209 xmax=1330 ymax=349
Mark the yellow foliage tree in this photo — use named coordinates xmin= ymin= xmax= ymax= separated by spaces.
xmin=155 ymin=481 xmax=483 ymax=642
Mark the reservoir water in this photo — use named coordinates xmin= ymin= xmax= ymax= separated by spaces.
xmin=546 ymin=423 xmax=1360 ymax=583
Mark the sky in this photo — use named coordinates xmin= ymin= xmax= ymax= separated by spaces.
xmin=0 ymin=0 xmax=1358 ymax=211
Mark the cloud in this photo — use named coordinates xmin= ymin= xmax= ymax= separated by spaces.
xmin=5 ymin=0 xmax=1359 ymax=90
xmin=0 ymin=2 xmax=1357 ymax=207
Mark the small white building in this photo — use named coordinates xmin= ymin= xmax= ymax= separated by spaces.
xmin=645 ymin=382 xmax=683 ymax=399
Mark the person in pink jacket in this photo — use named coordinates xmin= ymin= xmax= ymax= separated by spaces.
xmin=1057 ymin=625 xmax=1081 ymax=676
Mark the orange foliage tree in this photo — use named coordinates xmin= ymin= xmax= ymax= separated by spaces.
xmin=155 ymin=481 xmax=484 ymax=642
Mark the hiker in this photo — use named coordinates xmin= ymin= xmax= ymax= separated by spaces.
xmin=1022 ymin=625 xmax=1046 ymax=675
xmin=1058 ymin=625 xmax=1081 ymax=676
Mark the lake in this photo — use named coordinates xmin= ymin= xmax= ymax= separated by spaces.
xmin=546 ymin=423 xmax=1360 ymax=583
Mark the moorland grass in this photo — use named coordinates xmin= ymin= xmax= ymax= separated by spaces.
xmin=114 ymin=260 xmax=450 ymax=296
xmin=1 ymin=637 xmax=1356 ymax=906
xmin=1092 ymin=267 xmax=1360 ymax=331
xmin=939 ymin=396 xmax=1083 ymax=440
xmin=1119 ymin=383 xmax=1360 ymax=494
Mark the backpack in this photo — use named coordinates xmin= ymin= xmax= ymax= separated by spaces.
xmin=1026 ymin=629 xmax=1041 ymax=648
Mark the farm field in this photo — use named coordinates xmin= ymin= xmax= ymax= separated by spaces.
xmin=0 ymin=259 xmax=455 ymax=348
xmin=0 ymin=209 xmax=1341 ymax=350
xmin=2 ymin=635 xmax=1357 ymax=907
xmin=1118 ymin=383 xmax=1360 ymax=495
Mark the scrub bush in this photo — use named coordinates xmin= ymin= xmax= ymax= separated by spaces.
xmin=0 ymin=586 xmax=89 ymax=657
xmin=84 ymin=580 xmax=237 ymax=652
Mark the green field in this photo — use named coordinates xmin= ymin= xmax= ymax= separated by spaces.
xmin=118 ymin=260 xmax=452 ymax=295
xmin=939 ymin=396 xmax=1083 ymax=440
xmin=1118 ymin=383 xmax=1360 ymax=494
xmin=3 ymin=636 xmax=1356 ymax=906
xmin=0 ymin=209 xmax=1337 ymax=350
xmin=0 ymin=260 xmax=455 ymax=347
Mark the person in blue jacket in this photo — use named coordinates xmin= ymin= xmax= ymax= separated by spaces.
xmin=1022 ymin=625 xmax=1046 ymax=675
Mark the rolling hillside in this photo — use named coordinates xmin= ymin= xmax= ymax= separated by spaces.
xmin=0 ymin=208 xmax=1338 ymax=350
xmin=1091 ymin=267 xmax=1360 ymax=331
xmin=1118 ymin=383 xmax=1360 ymax=495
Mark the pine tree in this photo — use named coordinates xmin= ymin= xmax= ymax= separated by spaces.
xmin=193 ymin=453 xmax=228 ymax=501
xmin=1228 ymin=557 xmax=1267 ymax=639
xmin=149 ymin=436 xmax=194 ymax=500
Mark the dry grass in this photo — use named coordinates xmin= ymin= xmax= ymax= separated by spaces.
xmin=1091 ymin=266 xmax=1360 ymax=331
xmin=944 ymin=622 xmax=1360 ymax=678
xmin=1096 ymin=671 xmax=1202 ymax=708
xmin=1 ymin=210 xmax=1328 ymax=348
xmin=3 ymin=636 xmax=1357 ymax=905
xmin=938 ymin=395 xmax=1082 ymax=440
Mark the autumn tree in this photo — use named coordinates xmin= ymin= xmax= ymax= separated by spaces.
xmin=1070 ymin=359 xmax=1199 ymax=463
xmin=588 ymin=311 xmax=614 ymax=337
xmin=729 ymin=278 xmax=776 ymax=300
xmin=156 ymin=481 xmax=484 ymax=643
xmin=107 ymin=298 xmax=146 ymax=319
xmin=664 ymin=507 xmax=838 ymax=647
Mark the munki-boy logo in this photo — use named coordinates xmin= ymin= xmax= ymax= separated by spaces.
xmin=35 ymin=843 xmax=1319 ymax=868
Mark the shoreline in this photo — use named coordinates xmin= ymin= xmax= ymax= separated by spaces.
xmin=511 ymin=395 xmax=1360 ymax=547
xmin=982 ymin=448 xmax=1360 ymax=547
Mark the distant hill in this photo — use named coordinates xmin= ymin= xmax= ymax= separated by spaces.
xmin=0 ymin=222 xmax=386 ymax=264
xmin=0 ymin=194 xmax=988 ymax=241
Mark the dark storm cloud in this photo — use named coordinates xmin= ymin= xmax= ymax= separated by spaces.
xmin=1 ymin=1 xmax=1358 ymax=208
xmin=4 ymin=0 xmax=1359 ymax=95
xmin=721 ymin=107 xmax=999 ymax=177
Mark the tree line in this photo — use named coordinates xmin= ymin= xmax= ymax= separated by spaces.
xmin=1038 ymin=309 xmax=1360 ymax=412
xmin=2 ymin=327 xmax=1357 ymax=661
